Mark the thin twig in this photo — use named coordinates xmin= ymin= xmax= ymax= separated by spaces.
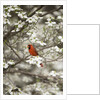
xmin=4 ymin=41 xmax=21 ymax=60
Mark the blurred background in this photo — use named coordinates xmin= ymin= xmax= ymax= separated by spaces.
xmin=3 ymin=5 xmax=63 ymax=95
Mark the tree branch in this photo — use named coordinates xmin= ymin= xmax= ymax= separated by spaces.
xmin=41 ymin=5 xmax=63 ymax=17
xmin=4 ymin=41 xmax=21 ymax=60
xmin=28 ymin=5 xmax=44 ymax=17
xmin=4 ymin=70 xmax=62 ymax=84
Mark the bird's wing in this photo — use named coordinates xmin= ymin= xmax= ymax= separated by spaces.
xmin=34 ymin=48 xmax=38 ymax=55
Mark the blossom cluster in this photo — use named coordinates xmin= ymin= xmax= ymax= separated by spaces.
xmin=16 ymin=11 xmax=27 ymax=19
xmin=45 ymin=17 xmax=56 ymax=27
xmin=52 ymin=46 xmax=63 ymax=53
xmin=23 ymin=82 xmax=62 ymax=95
xmin=3 ymin=5 xmax=22 ymax=25
xmin=49 ymin=70 xmax=63 ymax=78
xmin=26 ymin=15 xmax=38 ymax=23
xmin=26 ymin=31 xmax=46 ymax=46
xmin=12 ymin=20 xmax=25 ymax=32
xmin=4 ymin=5 xmax=22 ymax=12
xmin=26 ymin=56 xmax=43 ymax=67
xmin=3 ymin=59 xmax=15 ymax=69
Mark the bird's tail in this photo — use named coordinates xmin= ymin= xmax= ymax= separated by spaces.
xmin=40 ymin=63 xmax=43 ymax=67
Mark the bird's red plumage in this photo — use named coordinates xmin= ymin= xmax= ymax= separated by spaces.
xmin=28 ymin=44 xmax=43 ymax=67
xmin=28 ymin=45 xmax=38 ymax=56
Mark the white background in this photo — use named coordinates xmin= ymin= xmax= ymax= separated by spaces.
xmin=67 ymin=0 xmax=100 ymax=100
xmin=67 ymin=25 xmax=99 ymax=94
xmin=67 ymin=0 xmax=100 ymax=24
xmin=68 ymin=95 xmax=100 ymax=100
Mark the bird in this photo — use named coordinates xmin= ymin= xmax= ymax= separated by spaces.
xmin=27 ymin=44 xmax=43 ymax=67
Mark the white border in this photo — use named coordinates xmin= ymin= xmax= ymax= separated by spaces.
xmin=0 ymin=0 xmax=67 ymax=100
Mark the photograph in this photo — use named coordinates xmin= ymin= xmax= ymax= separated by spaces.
xmin=3 ymin=4 xmax=64 ymax=95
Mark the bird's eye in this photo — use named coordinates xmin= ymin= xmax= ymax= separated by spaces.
xmin=28 ymin=46 xmax=31 ymax=49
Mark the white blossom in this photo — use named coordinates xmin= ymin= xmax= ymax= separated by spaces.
xmin=47 ymin=18 xmax=51 ymax=22
xmin=26 ymin=32 xmax=31 ymax=35
xmin=52 ymin=22 xmax=56 ymax=24
xmin=3 ymin=12 xmax=11 ymax=17
xmin=11 ymin=30 xmax=15 ymax=32
xmin=26 ymin=58 xmax=35 ymax=64
xmin=8 ymin=60 xmax=15 ymax=65
xmin=36 ymin=11 xmax=43 ymax=15
xmin=56 ymin=25 xmax=60 ymax=29
xmin=3 ymin=62 xmax=8 ymax=69
xmin=45 ymin=17 xmax=56 ymax=26
xmin=49 ymin=71 xmax=57 ymax=77
xmin=57 ymin=16 xmax=63 ymax=20
xmin=54 ymin=46 xmax=60 ymax=52
xmin=33 ymin=15 xmax=38 ymax=20
xmin=26 ymin=15 xmax=38 ymax=23
xmin=3 ymin=18 xmax=10 ymax=25
xmin=17 ymin=12 xmax=27 ymax=19
xmin=26 ymin=17 xmax=36 ymax=23
xmin=16 ymin=28 xmax=20 ymax=32
xmin=52 ymin=46 xmax=63 ymax=53
xmin=49 ymin=71 xmax=63 ymax=78
xmin=15 ymin=20 xmax=25 ymax=28
xmin=12 ymin=20 xmax=25 ymax=32
xmin=45 ymin=21 xmax=56 ymax=26
xmin=60 ymin=74 xmax=63 ymax=78
xmin=31 ymin=37 xmax=38 ymax=43
xmin=31 ymin=33 xmax=36 ymax=38
xmin=29 ymin=33 xmax=46 ymax=46
xmin=7 ymin=7 xmax=15 ymax=12
xmin=4 ymin=5 xmax=22 ymax=12
xmin=37 ymin=41 xmax=46 ymax=46
xmin=58 ymin=36 xmax=63 ymax=42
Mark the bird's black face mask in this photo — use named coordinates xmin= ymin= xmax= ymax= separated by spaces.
xmin=28 ymin=45 xmax=31 ymax=50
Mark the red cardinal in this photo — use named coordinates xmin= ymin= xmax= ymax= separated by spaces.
xmin=27 ymin=44 xmax=43 ymax=67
